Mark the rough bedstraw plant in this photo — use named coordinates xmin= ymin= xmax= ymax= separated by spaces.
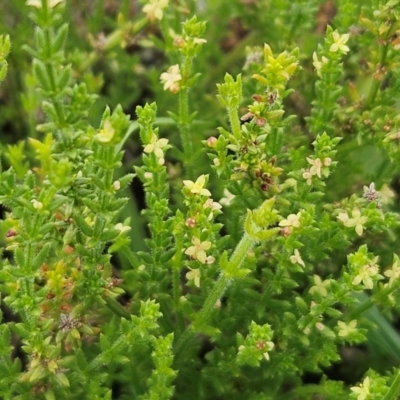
xmin=2 ymin=0 xmax=400 ymax=399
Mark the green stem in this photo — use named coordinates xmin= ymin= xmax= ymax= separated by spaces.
xmin=365 ymin=26 xmax=395 ymax=109
xmin=174 ymin=233 xmax=255 ymax=359
xmin=173 ymin=274 xmax=229 ymax=359
xmin=348 ymin=295 xmax=374 ymax=319
xmin=42 ymin=20 xmax=65 ymax=125
xmin=179 ymin=56 xmax=195 ymax=179
xmin=103 ymin=296 xmax=132 ymax=320
xmin=383 ymin=368 xmax=400 ymax=400
xmin=227 ymin=105 xmax=241 ymax=140
xmin=349 ymin=283 xmax=399 ymax=320
xmin=227 ymin=233 xmax=255 ymax=272
xmin=179 ymin=87 xmax=192 ymax=170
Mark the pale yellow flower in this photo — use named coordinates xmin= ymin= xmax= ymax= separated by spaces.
xmin=352 ymin=257 xmax=379 ymax=289
xmin=384 ymin=258 xmax=400 ymax=287
xmin=350 ymin=376 xmax=370 ymax=400
xmin=279 ymin=212 xmax=301 ymax=228
xmin=306 ymin=157 xmax=323 ymax=178
xmin=302 ymin=169 xmax=313 ymax=185
xmin=95 ymin=120 xmax=115 ymax=143
xmin=185 ymin=236 xmax=212 ymax=264
xmin=219 ymin=188 xmax=235 ymax=206
xmin=203 ymin=199 xmax=222 ymax=220
xmin=338 ymin=208 xmax=367 ymax=236
xmin=330 ymin=31 xmax=350 ymax=54
xmin=142 ymin=0 xmax=169 ymax=21
xmin=290 ymin=249 xmax=305 ymax=267
xmin=186 ymin=267 xmax=201 ymax=287
xmin=309 ymin=275 xmax=331 ymax=297
xmin=262 ymin=341 xmax=275 ymax=360
xmin=160 ymin=64 xmax=182 ymax=93
xmin=183 ymin=175 xmax=211 ymax=197
xmin=143 ymin=134 xmax=169 ymax=165
xmin=26 ymin=0 xmax=64 ymax=8
xmin=337 ymin=320 xmax=357 ymax=337
xmin=114 ymin=223 xmax=131 ymax=234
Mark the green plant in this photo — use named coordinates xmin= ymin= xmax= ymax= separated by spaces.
xmin=2 ymin=0 xmax=400 ymax=399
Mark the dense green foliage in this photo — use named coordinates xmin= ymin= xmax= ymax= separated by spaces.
xmin=2 ymin=0 xmax=400 ymax=399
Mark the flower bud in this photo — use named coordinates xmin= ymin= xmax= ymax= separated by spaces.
xmin=207 ymin=136 xmax=218 ymax=148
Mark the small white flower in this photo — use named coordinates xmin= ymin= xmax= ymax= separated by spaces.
xmin=219 ymin=189 xmax=235 ymax=206
xmin=203 ymin=199 xmax=222 ymax=220
xmin=183 ymin=175 xmax=211 ymax=197
xmin=306 ymin=157 xmax=323 ymax=178
xmin=337 ymin=320 xmax=358 ymax=337
xmin=144 ymin=134 xmax=169 ymax=165
xmin=115 ymin=223 xmax=131 ymax=234
xmin=290 ymin=249 xmax=305 ymax=267
xmin=309 ymin=275 xmax=331 ymax=297
xmin=350 ymin=376 xmax=370 ymax=400
xmin=330 ymin=31 xmax=350 ymax=54
xmin=185 ymin=236 xmax=212 ymax=264
xmin=352 ymin=257 xmax=379 ymax=289
xmin=186 ymin=267 xmax=201 ymax=287
xmin=302 ymin=169 xmax=313 ymax=185
xmin=142 ymin=0 xmax=169 ymax=21
xmin=279 ymin=212 xmax=301 ymax=228
xmin=384 ymin=257 xmax=400 ymax=287
xmin=95 ymin=120 xmax=115 ymax=143
xmin=26 ymin=0 xmax=64 ymax=8
xmin=338 ymin=208 xmax=368 ymax=236
xmin=160 ymin=64 xmax=182 ymax=93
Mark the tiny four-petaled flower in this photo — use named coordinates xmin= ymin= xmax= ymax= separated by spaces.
xmin=203 ymin=198 xmax=222 ymax=220
xmin=279 ymin=212 xmax=301 ymax=229
xmin=337 ymin=208 xmax=368 ymax=236
xmin=290 ymin=249 xmax=305 ymax=267
xmin=186 ymin=267 xmax=201 ymax=287
xmin=219 ymin=188 xmax=235 ymax=206
xmin=303 ymin=157 xmax=331 ymax=185
xmin=143 ymin=133 xmax=169 ymax=165
xmin=309 ymin=275 xmax=331 ymax=297
xmin=183 ymin=175 xmax=211 ymax=197
xmin=384 ymin=257 xmax=400 ymax=287
xmin=160 ymin=64 xmax=182 ymax=93
xmin=142 ymin=0 xmax=169 ymax=21
xmin=185 ymin=236 xmax=214 ymax=264
xmin=352 ymin=257 xmax=379 ymax=289
xmin=114 ymin=223 xmax=131 ymax=234
xmin=350 ymin=376 xmax=370 ymax=400
xmin=95 ymin=120 xmax=115 ymax=143
xmin=330 ymin=31 xmax=350 ymax=54
xmin=337 ymin=320 xmax=358 ymax=337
